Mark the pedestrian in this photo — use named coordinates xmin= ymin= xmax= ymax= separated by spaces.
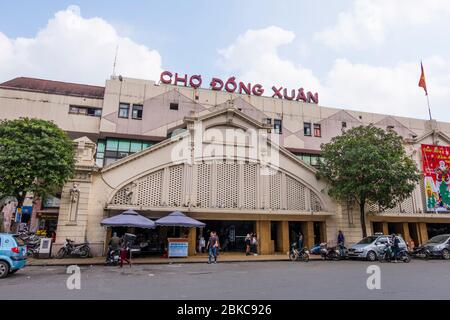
xmin=298 ymin=231 xmax=303 ymax=250
xmin=206 ymin=231 xmax=219 ymax=264
xmin=408 ymin=238 xmax=415 ymax=252
xmin=391 ymin=234 xmax=401 ymax=262
xmin=337 ymin=230 xmax=345 ymax=257
xmin=251 ymin=233 xmax=258 ymax=255
xmin=245 ymin=233 xmax=251 ymax=256
xmin=119 ymin=236 xmax=131 ymax=268
xmin=199 ymin=235 xmax=206 ymax=253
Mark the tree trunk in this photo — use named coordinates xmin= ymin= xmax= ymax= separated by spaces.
xmin=360 ymin=200 xmax=367 ymax=238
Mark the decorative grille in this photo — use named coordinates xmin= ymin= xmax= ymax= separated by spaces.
xmin=168 ymin=165 xmax=184 ymax=207
xmin=136 ymin=170 xmax=163 ymax=207
xmin=111 ymin=185 xmax=132 ymax=205
xmin=216 ymin=162 xmax=239 ymax=208
xmin=269 ymin=170 xmax=282 ymax=209
xmin=243 ymin=164 xmax=257 ymax=209
xmin=310 ymin=192 xmax=322 ymax=212
xmin=286 ymin=175 xmax=307 ymax=210
xmin=196 ymin=163 xmax=212 ymax=208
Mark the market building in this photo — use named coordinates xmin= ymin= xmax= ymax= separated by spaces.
xmin=1 ymin=74 xmax=450 ymax=256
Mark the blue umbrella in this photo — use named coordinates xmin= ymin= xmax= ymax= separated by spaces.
xmin=101 ymin=209 xmax=156 ymax=229
xmin=155 ymin=211 xmax=205 ymax=228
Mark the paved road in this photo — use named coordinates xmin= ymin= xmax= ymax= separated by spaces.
xmin=1 ymin=259 xmax=450 ymax=299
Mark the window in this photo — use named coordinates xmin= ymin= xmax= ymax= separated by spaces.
xmin=342 ymin=122 xmax=347 ymax=129
xmin=314 ymin=124 xmax=322 ymax=137
xmin=274 ymin=119 xmax=282 ymax=134
xmin=170 ymin=103 xmax=179 ymax=110
xmin=387 ymin=125 xmax=394 ymax=131
xmin=304 ymin=122 xmax=312 ymax=136
xmin=118 ymin=103 xmax=130 ymax=118
xmin=69 ymin=105 xmax=102 ymax=117
xmin=293 ymin=152 xmax=322 ymax=167
xmin=95 ymin=138 xmax=155 ymax=167
xmin=265 ymin=118 xmax=272 ymax=125
xmin=132 ymin=104 xmax=143 ymax=120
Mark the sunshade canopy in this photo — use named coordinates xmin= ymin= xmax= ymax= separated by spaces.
xmin=100 ymin=209 xmax=156 ymax=229
xmin=155 ymin=211 xmax=205 ymax=228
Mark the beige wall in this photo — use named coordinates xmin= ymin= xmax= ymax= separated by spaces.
xmin=0 ymin=88 xmax=102 ymax=137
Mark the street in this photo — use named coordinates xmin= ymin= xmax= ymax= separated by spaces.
xmin=1 ymin=259 xmax=450 ymax=299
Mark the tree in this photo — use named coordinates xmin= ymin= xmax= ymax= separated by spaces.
xmin=0 ymin=118 xmax=75 ymax=207
xmin=316 ymin=125 xmax=420 ymax=238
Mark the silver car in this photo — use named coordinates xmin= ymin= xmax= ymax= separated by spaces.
xmin=348 ymin=234 xmax=407 ymax=261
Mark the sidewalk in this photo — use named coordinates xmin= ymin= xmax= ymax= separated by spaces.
xmin=27 ymin=253 xmax=322 ymax=266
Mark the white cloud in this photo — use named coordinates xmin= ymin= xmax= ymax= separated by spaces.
xmin=218 ymin=26 xmax=322 ymax=92
xmin=0 ymin=5 xmax=162 ymax=85
xmin=219 ymin=26 xmax=450 ymax=121
xmin=314 ymin=0 xmax=450 ymax=50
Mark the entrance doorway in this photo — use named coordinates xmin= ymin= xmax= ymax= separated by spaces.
xmin=202 ymin=220 xmax=255 ymax=252
xmin=408 ymin=223 xmax=419 ymax=245
xmin=427 ymin=223 xmax=450 ymax=238
xmin=372 ymin=222 xmax=384 ymax=234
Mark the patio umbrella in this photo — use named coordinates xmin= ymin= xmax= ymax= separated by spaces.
xmin=100 ymin=209 xmax=156 ymax=229
xmin=155 ymin=211 xmax=205 ymax=228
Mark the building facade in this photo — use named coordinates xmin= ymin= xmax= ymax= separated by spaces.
xmin=1 ymin=75 xmax=450 ymax=256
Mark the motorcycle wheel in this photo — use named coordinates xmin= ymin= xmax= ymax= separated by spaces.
xmin=289 ymin=252 xmax=298 ymax=261
xmin=56 ymin=248 xmax=66 ymax=259
xmin=301 ymin=253 xmax=310 ymax=262
xmin=401 ymin=253 xmax=411 ymax=263
xmin=79 ymin=246 xmax=91 ymax=258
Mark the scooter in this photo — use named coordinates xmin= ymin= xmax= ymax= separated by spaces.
xmin=379 ymin=243 xmax=411 ymax=263
xmin=320 ymin=243 xmax=340 ymax=260
xmin=105 ymin=246 xmax=120 ymax=266
xmin=288 ymin=243 xmax=310 ymax=262
xmin=55 ymin=239 xmax=91 ymax=259
xmin=412 ymin=246 xmax=432 ymax=260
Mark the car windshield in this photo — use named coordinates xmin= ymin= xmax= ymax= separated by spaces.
xmin=427 ymin=235 xmax=449 ymax=244
xmin=13 ymin=235 xmax=26 ymax=246
xmin=357 ymin=236 xmax=378 ymax=245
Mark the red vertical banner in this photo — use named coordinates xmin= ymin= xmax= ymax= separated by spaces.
xmin=421 ymin=144 xmax=450 ymax=212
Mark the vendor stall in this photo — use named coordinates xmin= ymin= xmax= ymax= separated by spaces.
xmin=155 ymin=211 xmax=205 ymax=258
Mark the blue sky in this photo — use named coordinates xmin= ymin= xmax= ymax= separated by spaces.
xmin=1 ymin=1 xmax=450 ymax=121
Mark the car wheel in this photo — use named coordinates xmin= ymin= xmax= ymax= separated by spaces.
xmin=442 ymin=249 xmax=450 ymax=260
xmin=0 ymin=261 xmax=10 ymax=279
xmin=366 ymin=251 xmax=377 ymax=262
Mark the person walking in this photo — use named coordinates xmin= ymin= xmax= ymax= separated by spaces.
xmin=298 ymin=231 xmax=303 ymax=250
xmin=251 ymin=233 xmax=258 ymax=255
xmin=245 ymin=233 xmax=251 ymax=256
xmin=337 ymin=230 xmax=345 ymax=257
xmin=207 ymin=231 xmax=219 ymax=264
xmin=119 ymin=236 xmax=131 ymax=268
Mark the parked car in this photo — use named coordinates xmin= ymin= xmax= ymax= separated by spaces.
xmin=0 ymin=233 xmax=27 ymax=278
xmin=348 ymin=234 xmax=407 ymax=261
xmin=415 ymin=234 xmax=450 ymax=260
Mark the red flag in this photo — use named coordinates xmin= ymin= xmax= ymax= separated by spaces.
xmin=419 ymin=62 xmax=428 ymax=95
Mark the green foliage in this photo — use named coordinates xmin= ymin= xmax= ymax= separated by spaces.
xmin=0 ymin=118 xmax=75 ymax=203
xmin=316 ymin=125 xmax=420 ymax=236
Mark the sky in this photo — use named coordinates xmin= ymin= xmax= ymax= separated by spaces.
xmin=1 ymin=1 xmax=450 ymax=121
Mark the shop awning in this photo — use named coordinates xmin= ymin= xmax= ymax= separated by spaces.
xmin=155 ymin=211 xmax=205 ymax=228
xmin=100 ymin=209 xmax=156 ymax=229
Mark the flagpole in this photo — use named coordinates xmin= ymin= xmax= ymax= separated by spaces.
xmin=426 ymin=93 xmax=432 ymax=121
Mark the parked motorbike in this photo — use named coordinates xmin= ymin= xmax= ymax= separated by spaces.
xmin=379 ymin=243 xmax=411 ymax=263
xmin=320 ymin=243 xmax=338 ymax=260
xmin=412 ymin=246 xmax=431 ymax=260
xmin=55 ymin=239 xmax=91 ymax=259
xmin=288 ymin=243 xmax=310 ymax=262
xmin=105 ymin=246 xmax=120 ymax=266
